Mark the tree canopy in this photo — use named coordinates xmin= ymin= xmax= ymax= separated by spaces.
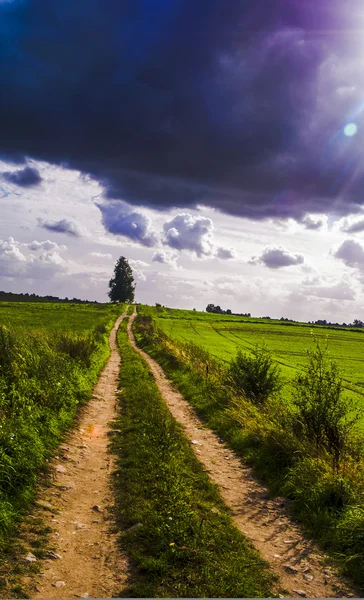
xmin=108 ymin=256 xmax=135 ymax=303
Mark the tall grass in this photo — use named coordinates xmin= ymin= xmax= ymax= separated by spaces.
xmin=0 ymin=303 xmax=122 ymax=544
xmin=134 ymin=309 xmax=364 ymax=588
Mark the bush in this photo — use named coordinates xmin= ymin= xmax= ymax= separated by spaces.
xmin=226 ymin=345 xmax=283 ymax=405
xmin=292 ymin=342 xmax=359 ymax=470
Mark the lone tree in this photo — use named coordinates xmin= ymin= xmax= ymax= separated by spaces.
xmin=108 ymin=256 xmax=135 ymax=303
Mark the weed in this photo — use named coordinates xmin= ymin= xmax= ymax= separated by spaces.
xmin=54 ymin=332 xmax=98 ymax=367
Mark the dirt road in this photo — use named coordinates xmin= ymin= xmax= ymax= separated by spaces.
xmin=128 ymin=309 xmax=358 ymax=599
xmin=29 ymin=312 xmax=129 ymax=599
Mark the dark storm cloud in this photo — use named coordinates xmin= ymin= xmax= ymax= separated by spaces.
xmin=250 ymin=246 xmax=304 ymax=269
xmin=38 ymin=218 xmax=82 ymax=237
xmin=2 ymin=1 xmax=364 ymax=219
xmin=2 ymin=166 xmax=42 ymax=187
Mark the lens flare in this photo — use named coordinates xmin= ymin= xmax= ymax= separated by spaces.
xmin=344 ymin=123 xmax=358 ymax=137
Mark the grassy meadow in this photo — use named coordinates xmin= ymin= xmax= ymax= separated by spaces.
xmin=134 ymin=306 xmax=364 ymax=586
xmin=145 ymin=306 xmax=364 ymax=413
xmin=0 ymin=301 xmax=122 ymax=545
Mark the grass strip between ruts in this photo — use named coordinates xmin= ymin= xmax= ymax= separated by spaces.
xmin=112 ymin=317 xmax=276 ymax=598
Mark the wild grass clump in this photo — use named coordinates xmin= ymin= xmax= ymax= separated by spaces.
xmin=54 ymin=332 xmax=98 ymax=367
xmin=0 ymin=302 xmax=123 ymax=548
xmin=134 ymin=307 xmax=364 ymax=587
xmin=226 ymin=345 xmax=283 ymax=405
xmin=113 ymin=318 xmax=275 ymax=598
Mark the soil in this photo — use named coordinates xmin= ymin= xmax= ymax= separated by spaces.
xmin=128 ymin=310 xmax=359 ymax=599
xmin=28 ymin=312 xmax=129 ymax=599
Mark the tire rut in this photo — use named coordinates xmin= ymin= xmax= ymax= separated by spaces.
xmin=128 ymin=310 xmax=358 ymax=599
xmin=28 ymin=312 xmax=129 ymax=599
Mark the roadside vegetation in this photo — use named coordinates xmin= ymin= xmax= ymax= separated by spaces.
xmin=134 ymin=306 xmax=364 ymax=587
xmin=150 ymin=305 xmax=364 ymax=410
xmin=112 ymin=317 xmax=275 ymax=598
xmin=0 ymin=302 xmax=122 ymax=551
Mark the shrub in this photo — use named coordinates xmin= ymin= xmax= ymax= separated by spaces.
xmin=292 ymin=342 xmax=359 ymax=470
xmin=226 ymin=345 xmax=283 ymax=405
xmin=135 ymin=315 xmax=159 ymax=345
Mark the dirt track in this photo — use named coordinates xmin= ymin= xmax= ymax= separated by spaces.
xmin=18 ymin=307 xmax=359 ymax=599
xmin=128 ymin=309 xmax=358 ymax=599
xmin=29 ymin=312 xmax=129 ymax=599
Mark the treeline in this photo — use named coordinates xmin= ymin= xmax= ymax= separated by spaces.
xmin=0 ymin=291 xmax=98 ymax=304
xmin=310 ymin=318 xmax=364 ymax=328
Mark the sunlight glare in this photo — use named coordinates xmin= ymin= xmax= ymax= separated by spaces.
xmin=344 ymin=122 xmax=358 ymax=137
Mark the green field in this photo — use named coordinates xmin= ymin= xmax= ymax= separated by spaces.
xmin=145 ymin=306 xmax=364 ymax=406
xmin=0 ymin=301 xmax=120 ymax=334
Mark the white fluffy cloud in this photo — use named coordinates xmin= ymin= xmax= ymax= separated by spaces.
xmin=339 ymin=216 xmax=364 ymax=235
xmin=0 ymin=237 xmax=67 ymax=278
xmin=27 ymin=240 xmax=66 ymax=265
xmin=216 ymin=246 xmax=236 ymax=260
xmin=28 ymin=240 xmax=65 ymax=252
xmin=0 ymin=238 xmax=27 ymax=275
xmin=96 ymin=201 xmax=157 ymax=247
xmin=333 ymin=239 xmax=364 ymax=270
xmin=163 ymin=213 xmax=214 ymax=256
xmin=90 ymin=252 xmax=112 ymax=259
xmin=250 ymin=246 xmax=304 ymax=269
xmin=129 ymin=259 xmax=150 ymax=268
xmin=152 ymin=251 xmax=179 ymax=268
xmin=38 ymin=218 xmax=84 ymax=237
xmin=163 ymin=213 xmax=235 ymax=260
xmin=300 ymin=214 xmax=324 ymax=230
